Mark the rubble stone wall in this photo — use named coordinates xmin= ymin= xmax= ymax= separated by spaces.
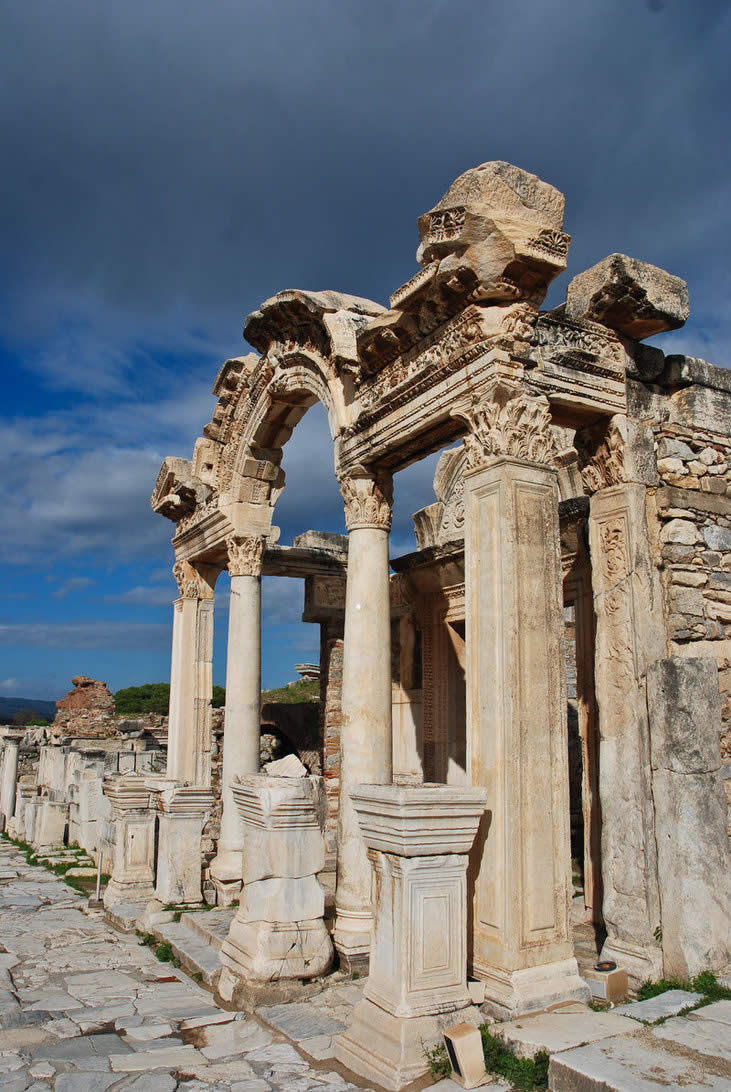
xmin=651 ymin=420 xmax=731 ymax=828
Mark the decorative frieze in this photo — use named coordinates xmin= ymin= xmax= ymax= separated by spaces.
xmin=339 ymin=467 xmax=393 ymax=532
xmin=455 ymin=384 xmax=556 ymax=470
xmin=226 ymin=533 xmax=264 ymax=577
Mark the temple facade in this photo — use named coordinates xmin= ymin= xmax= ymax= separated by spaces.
xmin=4 ymin=160 xmax=726 ymax=1088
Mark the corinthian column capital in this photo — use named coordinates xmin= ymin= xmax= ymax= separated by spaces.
xmin=339 ymin=467 xmax=393 ymax=532
xmin=453 ymin=381 xmax=557 ymax=471
xmin=226 ymin=533 xmax=265 ymax=577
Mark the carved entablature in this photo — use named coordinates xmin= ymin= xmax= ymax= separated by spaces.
xmin=339 ymin=467 xmax=393 ymax=532
xmin=356 ymin=304 xmax=536 ymax=423
xmin=226 ymin=533 xmax=264 ymax=577
xmin=530 ymin=313 xmax=628 ymax=415
xmin=454 ymin=382 xmax=557 ymax=470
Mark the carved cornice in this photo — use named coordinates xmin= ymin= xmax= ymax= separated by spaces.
xmin=173 ymin=559 xmax=216 ymax=600
xmin=454 ymin=382 xmax=557 ymax=470
xmin=226 ymin=533 xmax=265 ymax=577
xmin=339 ymin=467 xmax=393 ymax=532
xmin=575 ymin=418 xmax=625 ymax=494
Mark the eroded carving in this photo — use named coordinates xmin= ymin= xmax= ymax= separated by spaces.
xmin=173 ymin=559 xmax=216 ymax=600
xmin=576 ymin=419 xmax=626 ymax=493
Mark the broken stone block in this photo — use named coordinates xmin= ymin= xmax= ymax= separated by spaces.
xmin=647 ymin=658 xmax=731 ymax=978
xmin=565 ymin=253 xmax=689 ymax=339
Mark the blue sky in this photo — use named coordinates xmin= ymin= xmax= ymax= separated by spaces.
xmin=1 ymin=0 xmax=730 ymax=700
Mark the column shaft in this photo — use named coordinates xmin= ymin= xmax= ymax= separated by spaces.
xmin=211 ymin=572 xmax=262 ymax=887
xmin=334 ymin=525 xmax=393 ymax=967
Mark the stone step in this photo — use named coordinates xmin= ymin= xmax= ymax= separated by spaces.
xmin=179 ymin=908 xmax=235 ymax=952
xmin=153 ymin=921 xmax=223 ymax=987
xmin=549 ymin=1031 xmax=730 ymax=1091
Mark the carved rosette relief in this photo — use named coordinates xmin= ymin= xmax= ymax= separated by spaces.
xmin=173 ymin=560 xmax=216 ymax=600
xmin=339 ymin=468 xmax=393 ymax=532
xmin=576 ymin=418 xmax=626 ymax=494
xmin=454 ymin=384 xmax=557 ymax=470
xmin=226 ymin=533 xmax=264 ymax=577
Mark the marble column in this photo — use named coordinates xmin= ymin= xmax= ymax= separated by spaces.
xmin=336 ymin=784 xmax=487 ymax=1091
xmin=168 ymin=559 xmax=218 ymax=786
xmin=333 ymin=467 xmax=394 ymax=970
xmin=210 ymin=534 xmax=264 ymax=905
xmin=459 ymin=383 xmax=589 ymax=1018
xmin=0 ymin=731 xmax=23 ymax=830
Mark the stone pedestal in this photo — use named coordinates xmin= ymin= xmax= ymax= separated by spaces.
xmin=211 ymin=538 xmax=263 ymax=905
xmin=102 ymin=775 xmax=156 ymax=913
xmin=151 ymin=781 xmax=213 ymax=906
xmin=32 ymin=800 xmax=69 ymax=852
xmin=219 ymin=774 xmax=333 ymax=991
xmin=335 ymin=472 xmax=393 ymax=970
xmin=464 ymin=454 xmax=589 ymax=1017
xmin=336 ymin=784 xmax=488 ymax=1091
xmin=0 ymin=732 xmax=23 ymax=830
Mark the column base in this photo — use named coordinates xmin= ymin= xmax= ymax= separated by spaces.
xmin=209 ymin=848 xmax=244 ymax=906
xmin=211 ymin=876 xmax=243 ymax=907
xmin=335 ymin=998 xmax=482 ymax=1092
xmin=220 ymin=915 xmax=334 ymax=983
xmin=477 ymin=957 xmax=590 ymax=1020
xmin=600 ymin=936 xmax=663 ymax=990
xmin=333 ymin=906 xmax=371 ymax=974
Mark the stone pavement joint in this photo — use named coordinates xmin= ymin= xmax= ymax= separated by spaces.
xmin=0 ymin=842 xmax=370 ymax=1091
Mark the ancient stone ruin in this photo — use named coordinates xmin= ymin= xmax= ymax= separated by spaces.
xmin=2 ymin=160 xmax=729 ymax=1090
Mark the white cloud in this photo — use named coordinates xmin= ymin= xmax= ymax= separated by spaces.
xmin=0 ymin=678 xmax=18 ymax=692
xmin=52 ymin=576 xmax=96 ymax=600
xmin=0 ymin=622 xmax=170 ymax=651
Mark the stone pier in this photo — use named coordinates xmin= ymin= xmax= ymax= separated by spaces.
xmin=461 ymin=381 xmax=589 ymax=1017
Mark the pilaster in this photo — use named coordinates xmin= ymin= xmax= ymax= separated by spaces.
xmin=461 ymin=380 xmax=589 ymax=1017
xmin=150 ymin=781 xmax=214 ymax=906
xmin=102 ymin=775 xmax=156 ymax=921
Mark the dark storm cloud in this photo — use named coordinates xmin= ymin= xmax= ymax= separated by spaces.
xmin=1 ymin=0 xmax=730 ymax=572
xmin=2 ymin=0 xmax=730 ymax=338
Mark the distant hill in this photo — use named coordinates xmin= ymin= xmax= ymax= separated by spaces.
xmin=0 ymin=696 xmax=57 ymax=723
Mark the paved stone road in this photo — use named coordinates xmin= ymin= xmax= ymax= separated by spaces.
xmin=0 ymin=842 xmax=369 ymax=1091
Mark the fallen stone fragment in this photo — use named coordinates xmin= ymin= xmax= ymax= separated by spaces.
xmin=620 ymin=988 xmax=702 ymax=1022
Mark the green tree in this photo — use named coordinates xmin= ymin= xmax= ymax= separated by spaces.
xmin=114 ymin=683 xmax=226 ymax=716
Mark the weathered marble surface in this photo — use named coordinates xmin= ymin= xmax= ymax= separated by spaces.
xmin=0 ymin=841 xmax=367 ymax=1091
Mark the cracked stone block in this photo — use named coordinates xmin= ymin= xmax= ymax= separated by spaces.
xmin=565 ymin=253 xmax=689 ymax=338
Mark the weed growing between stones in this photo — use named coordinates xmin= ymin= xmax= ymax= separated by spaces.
xmin=1 ymin=832 xmax=93 ymax=895
xmin=424 ymin=1026 xmax=550 ymax=1088
xmin=637 ymin=971 xmax=731 ymax=1004
xmin=480 ymin=1026 xmax=549 ymax=1090
xmin=423 ymin=1041 xmax=451 ymax=1080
